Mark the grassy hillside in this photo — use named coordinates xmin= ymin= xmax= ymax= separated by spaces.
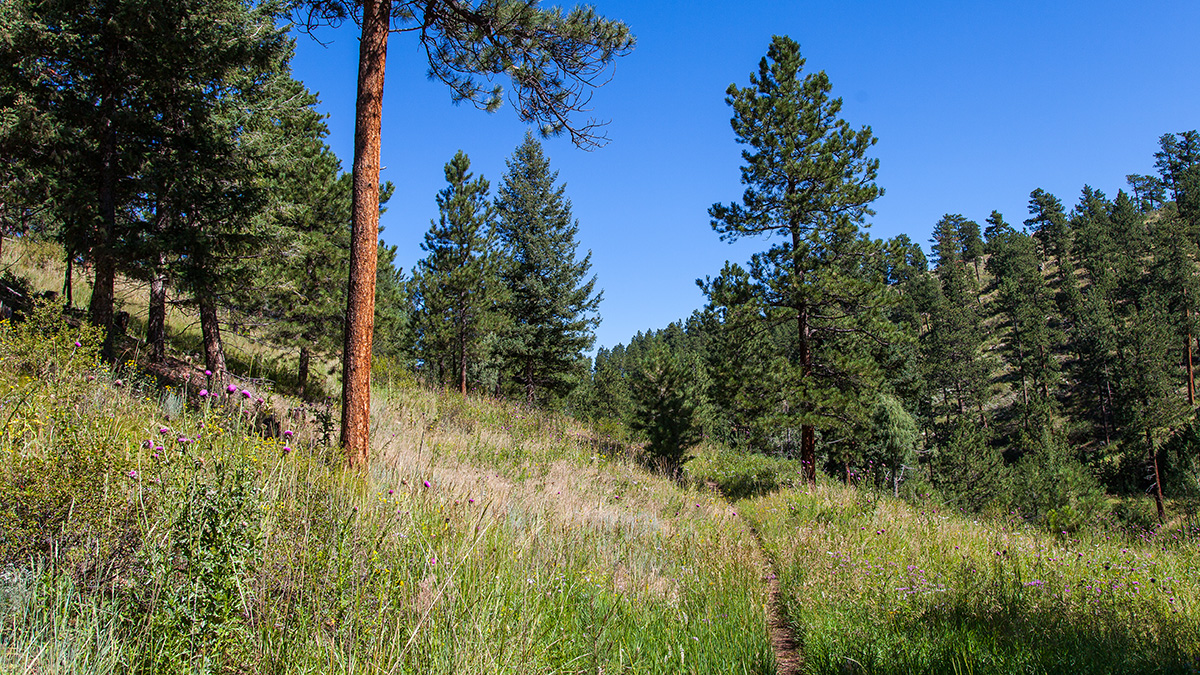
xmin=3 ymin=240 xmax=1199 ymax=674
xmin=738 ymin=477 xmax=1200 ymax=674
xmin=0 ymin=302 xmax=773 ymax=674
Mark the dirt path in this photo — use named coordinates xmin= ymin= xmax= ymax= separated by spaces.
xmin=748 ymin=524 xmax=803 ymax=675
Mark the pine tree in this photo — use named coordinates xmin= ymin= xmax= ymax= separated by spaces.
xmin=926 ymin=214 xmax=993 ymax=434
xmin=415 ymin=151 xmax=499 ymax=394
xmin=1025 ymin=188 xmax=1070 ymax=266
xmin=294 ymin=0 xmax=634 ymax=465
xmin=985 ymin=216 xmax=1059 ymax=435
xmin=706 ymin=36 xmax=895 ymax=484
xmin=628 ymin=334 xmax=704 ymax=470
xmin=494 ymin=132 xmax=601 ymax=404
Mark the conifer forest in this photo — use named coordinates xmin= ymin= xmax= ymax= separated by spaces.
xmin=1 ymin=2 xmax=1199 ymax=673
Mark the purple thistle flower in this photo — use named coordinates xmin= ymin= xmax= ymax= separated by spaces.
xmin=423 ymin=480 xmax=431 ymax=488
xmin=74 ymin=341 xmax=82 ymax=348
xmin=227 ymin=384 xmax=237 ymax=393
xmin=205 ymin=370 xmax=212 ymax=377
xmin=159 ymin=427 xmax=169 ymax=435
xmin=282 ymin=446 xmax=291 ymax=454
xmin=283 ymin=429 xmax=294 ymax=438
xmin=256 ymin=397 xmax=263 ymax=405
xmin=241 ymin=389 xmax=251 ymax=398
xmin=154 ymin=445 xmax=163 ymax=453
xmin=178 ymin=437 xmax=188 ymax=444
xmin=199 ymin=389 xmax=209 ymax=397
xmin=127 ymin=470 xmax=138 ymax=479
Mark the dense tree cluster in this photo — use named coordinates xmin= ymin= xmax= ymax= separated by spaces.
xmin=4 ymin=1 xmax=1198 ymax=524
xmin=0 ymin=0 xmax=414 ymax=391
xmin=578 ymin=36 xmax=1200 ymax=526
xmin=1 ymin=0 xmax=606 ymax=411
xmin=413 ymin=132 xmax=601 ymax=405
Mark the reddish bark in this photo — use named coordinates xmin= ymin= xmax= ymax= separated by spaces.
xmin=198 ymin=295 xmax=226 ymax=375
xmin=340 ymin=0 xmax=390 ymax=467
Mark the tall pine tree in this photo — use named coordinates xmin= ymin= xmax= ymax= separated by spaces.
xmin=494 ymin=132 xmax=601 ymax=404
xmin=415 ymin=150 xmax=500 ymax=394
xmin=706 ymin=35 xmax=895 ymax=484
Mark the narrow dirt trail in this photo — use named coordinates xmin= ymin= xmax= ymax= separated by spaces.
xmin=747 ymin=523 xmax=803 ymax=675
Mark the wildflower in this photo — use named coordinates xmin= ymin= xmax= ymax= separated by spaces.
xmin=178 ymin=437 xmax=189 ymax=444
xmin=283 ymin=429 xmax=294 ymax=438
xmin=199 ymin=389 xmax=209 ymax=397
xmin=205 ymin=370 xmax=212 ymax=377
xmin=127 ymin=470 xmax=138 ymax=479
xmin=154 ymin=446 xmax=163 ymax=453
xmin=388 ymin=489 xmax=394 ymax=495
xmin=241 ymin=389 xmax=251 ymax=398
xmin=423 ymin=480 xmax=431 ymax=488
xmin=159 ymin=427 xmax=169 ymax=435
xmin=227 ymin=384 xmax=237 ymax=393
xmin=113 ymin=379 xmax=123 ymax=387
xmin=468 ymin=498 xmax=475 ymax=504
xmin=256 ymin=397 xmax=264 ymax=405
xmin=282 ymin=446 xmax=291 ymax=454
xmin=74 ymin=341 xmax=82 ymax=348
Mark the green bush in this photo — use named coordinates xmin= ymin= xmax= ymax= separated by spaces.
xmin=686 ymin=445 xmax=802 ymax=500
xmin=1009 ymin=433 xmax=1109 ymax=532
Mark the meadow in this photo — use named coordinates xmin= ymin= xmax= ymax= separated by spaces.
xmin=2 ymin=244 xmax=1199 ymax=673
xmin=0 ymin=303 xmax=772 ymax=673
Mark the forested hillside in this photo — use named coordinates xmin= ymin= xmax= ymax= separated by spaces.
xmin=2 ymin=1 xmax=1200 ymax=672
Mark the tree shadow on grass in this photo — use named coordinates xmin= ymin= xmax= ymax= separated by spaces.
xmin=802 ymin=600 xmax=1199 ymax=675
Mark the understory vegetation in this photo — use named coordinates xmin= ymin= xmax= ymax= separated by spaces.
xmin=743 ymin=479 xmax=1200 ymax=674
xmin=0 ymin=306 xmax=771 ymax=674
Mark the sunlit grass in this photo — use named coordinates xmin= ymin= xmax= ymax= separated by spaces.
xmin=0 ymin=304 xmax=774 ymax=674
xmin=741 ymin=482 xmax=1200 ymax=674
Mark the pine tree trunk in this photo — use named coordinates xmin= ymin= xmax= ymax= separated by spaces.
xmin=198 ymin=295 xmax=226 ymax=375
xmin=298 ymin=345 xmax=310 ymax=400
xmin=1188 ymin=330 xmax=1196 ymax=407
xmin=1147 ymin=428 xmax=1165 ymax=522
xmin=63 ymin=250 xmax=73 ymax=308
xmin=340 ymin=0 xmax=391 ymax=467
xmin=525 ymin=359 xmax=536 ymax=403
xmin=148 ymin=267 xmax=166 ymax=364
xmin=460 ymin=332 xmax=468 ymax=395
xmin=90 ymin=121 xmax=118 ymax=362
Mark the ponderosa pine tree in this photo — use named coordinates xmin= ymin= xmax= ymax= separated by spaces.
xmin=706 ymin=35 xmax=894 ymax=484
xmin=1025 ymin=188 xmax=1070 ymax=267
xmin=926 ymin=214 xmax=993 ymax=434
xmin=415 ymin=150 xmax=499 ymax=394
xmin=294 ymin=0 xmax=633 ymax=465
xmin=628 ymin=334 xmax=704 ymax=471
xmin=1 ymin=0 xmax=158 ymax=359
xmin=1154 ymin=131 xmax=1200 ymax=202
xmin=985 ymin=214 xmax=1059 ymax=435
xmin=494 ymin=132 xmax=601 ymax=404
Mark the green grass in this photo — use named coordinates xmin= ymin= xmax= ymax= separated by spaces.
xmin=740 ymin=483 xmax=1200 ymax=674
xmin=0 ymin=303 xmax=774 ymax=674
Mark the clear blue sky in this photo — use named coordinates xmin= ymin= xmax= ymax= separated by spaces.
xmin=288 ymin=0 xmax=1200 ymax=354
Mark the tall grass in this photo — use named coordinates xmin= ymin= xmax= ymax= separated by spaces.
xmin=0 ymin=303 xmax=774 ymax=673
xmin=741 ymin=482 xmax=1200 ymax=674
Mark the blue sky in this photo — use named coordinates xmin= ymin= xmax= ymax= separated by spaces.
xmin=288 ymin=1 xmax=1200 ymax=353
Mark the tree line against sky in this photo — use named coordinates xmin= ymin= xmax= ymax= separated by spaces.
xmin=4 ymin=1 xmax=1200 ymax=526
